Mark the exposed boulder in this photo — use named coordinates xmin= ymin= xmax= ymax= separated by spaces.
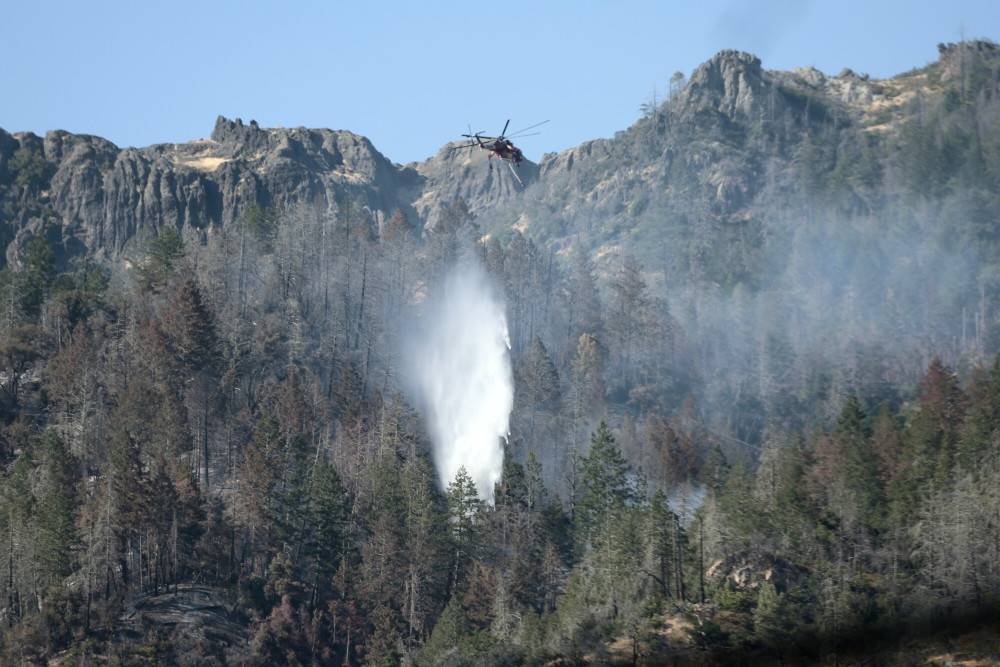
xmin=706 ymin=552 xmax=809 ymax=593
xmin=117 ymin=584 xmax=250 ymax=662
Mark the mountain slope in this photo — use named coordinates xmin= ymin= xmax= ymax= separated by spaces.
xmin=479 ymin=40 xmax=1000 ymax=274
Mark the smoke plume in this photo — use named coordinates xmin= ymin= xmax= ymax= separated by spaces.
xmin=402 ymin=255 xmax=513 ymax=503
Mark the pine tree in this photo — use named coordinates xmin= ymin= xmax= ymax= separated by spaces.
xmin=400 ymin=455 xmax=449 ymax=644
xmin=308 ymin=461 xmax=348 ymax=596
xmin=871 ymin=403 xmax=905 ymax=485
xmin=834 ymin=395 xmax=883 ymax=532
xmin=366 ymin=603 xmax=403 ymax=666
xmin=35 ymin=431 xmax=79 ymax=585
xmin=566 ymin=244 xmax=603 ymax=342
xmin=360 ymin=457 xmax=407 ymax=615
xmin=516 ymin=336 xmax=560 ymax=410
xmin=570 ymin=333 xmax=605 ymax=422
xmin=772 ymin=435 xmax=815 ymax=552
xmin=956 ymin=359 xmax=1000 ymax=471
xmin=753 ymin=580 xmax=790 ymax=651
xmin=608 ymin=254 xmax=648 ymax=384
xmin=893 ymin=359 xmax=966 ymax=520
xmin=447 ymin=466 xmax=481 ymax=593
xmin=643 ymin=491 xmax=675 ymax=598
xmin=162 ymin=279 xmax=217 ymax=372
xmin=18 ymin=235 xmax=55 ymax=316
xmin=107 ymin=383 xmax=153 ymax=588
xmin=138 ymin=227 xmax=185 ymax=292
xmin=236 ymin=414 xmax=281 ymax=570
xmin=160 ymin=278 xmax=219 ymax=490
xmin=380 ymin=208 xmax=411 ymax=244
xmin=577 ymin=422 xmax=634 ymax=550
xmin=420 ymin=595 xmax=469 ymax=664
xmin=700 ymin=444 xmax=730 ymax=495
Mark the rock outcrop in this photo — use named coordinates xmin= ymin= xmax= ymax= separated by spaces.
xmin=676 ymin=50 xmax=768 ymax=119
xmin=0 ymin=116 xmax=431 ymax=265
xmin=116 ymin=584 xmax=249 ymax=662
xmin=409 ymin=142 xmax=538 ymax=233
xmin=0 ymin=114 xmax=541 ymax=266
xmin=706 ymin=552 xmax=809 ymax=593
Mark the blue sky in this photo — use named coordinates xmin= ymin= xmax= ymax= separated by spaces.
xmin=2 ymin=1 xmax=998 ymax=164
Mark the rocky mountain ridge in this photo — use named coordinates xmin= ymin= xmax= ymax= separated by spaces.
xmin=472 ymin=39 xmax=1000 ymax=277
xmin=0 ymin=41 xmax=996 ymax=269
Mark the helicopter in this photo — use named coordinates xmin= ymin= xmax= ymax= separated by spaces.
xmin=448 ymin=119 xmax=549 ymax=185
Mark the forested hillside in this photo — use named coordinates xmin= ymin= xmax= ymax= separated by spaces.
xmin=0 ymin=41 xmax=999 ymax=665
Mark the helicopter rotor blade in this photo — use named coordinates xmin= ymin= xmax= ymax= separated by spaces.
xmin=500 ymin=119 xmax=511 ymax=138
xmin=505 ymin=131 xmax=541 ymax=139
xmin=446 ymin=142 xmax=478 ymax=153
xmin=508 ymin=120 xmax=550 ymax=137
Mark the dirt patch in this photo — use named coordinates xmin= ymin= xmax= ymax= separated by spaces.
xmin=176 ymin=156 xmax=230 ymax=172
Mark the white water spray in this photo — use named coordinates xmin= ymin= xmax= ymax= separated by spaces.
xmin=402 ymin=256 xmax=513 ymax=503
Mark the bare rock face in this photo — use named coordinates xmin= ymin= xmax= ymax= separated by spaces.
xmin=117 ymin=584 xmax=250 ymax=662
xmin=677 ymin=50 xmax=767 ymax=119
xmin=0 ymin=114 xmax=542 ymax=265
xmin=706 ymin=552 xmax=809 ymax=593
xmin=0 ymin=116 xmax=425 ymax=265
xmin=408 ymin=142 xmax=538 ymax=233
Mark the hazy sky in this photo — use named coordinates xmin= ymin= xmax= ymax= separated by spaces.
xmin=2 ymin=1 xmax=998 ymax=164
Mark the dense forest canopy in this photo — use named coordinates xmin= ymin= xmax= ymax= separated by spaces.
xmin=0 ymin=41 xmax=999 ymax=665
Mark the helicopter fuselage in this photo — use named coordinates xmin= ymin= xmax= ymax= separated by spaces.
xmin=482 ymin=139 xmax=523 ymax=164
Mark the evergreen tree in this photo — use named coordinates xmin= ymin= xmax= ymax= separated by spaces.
xmin=161 ymin=279 xmax=217 ymax=372
xmin=360 ymin=456 xmax=407 ymax=617
xmin=19 ymin=235 xmax=55 ymax=316
xmin=834 ymin=395 xmax=883 ymax=532
xmin=35 ymin=431 xmax=79 ymax=584
xmin=870 ymin=403 xmax=905 ymax=485
xmin=956 ymin=359 xmax=1000 ymax=471
xmin=608 ymin=254 xmax=648 ymax=384
xmin=236 ymin=414 xmax=282 ymax=568
xmin=577 ymin=422 xmax=634 ymax=549
xmin=400 ymin=455 xmax=450 ymax=644
xmin=419 ymin=595 xmax=469 ymax=664
xmin=893 ymin=359 xmax=966 ymax=519
xmin=566 ymin=243 xmax=603 ymax=342
xmin=753 ymin=580 xmax=791 ymax=651
xmin=570 ymin=333 xmax=605 ymax=420
xmin=643 ymin=491 xmax=675 ymax=598
xmin=138 ymin=227 xmax=185 ymax=292
xmin=308 ymin=461 xmax=348 ymax=595
xmin=516 ymin=336 xmax=561 ymax=410
xmin=446 ymin=466 xmax=481 ymax=593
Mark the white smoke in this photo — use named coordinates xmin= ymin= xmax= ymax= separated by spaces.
xmin=402 ymin=256 xmax=513 ymax=503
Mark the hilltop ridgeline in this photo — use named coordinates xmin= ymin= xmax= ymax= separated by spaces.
xmin=1 ymin=41 xmax=997 ymax=271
